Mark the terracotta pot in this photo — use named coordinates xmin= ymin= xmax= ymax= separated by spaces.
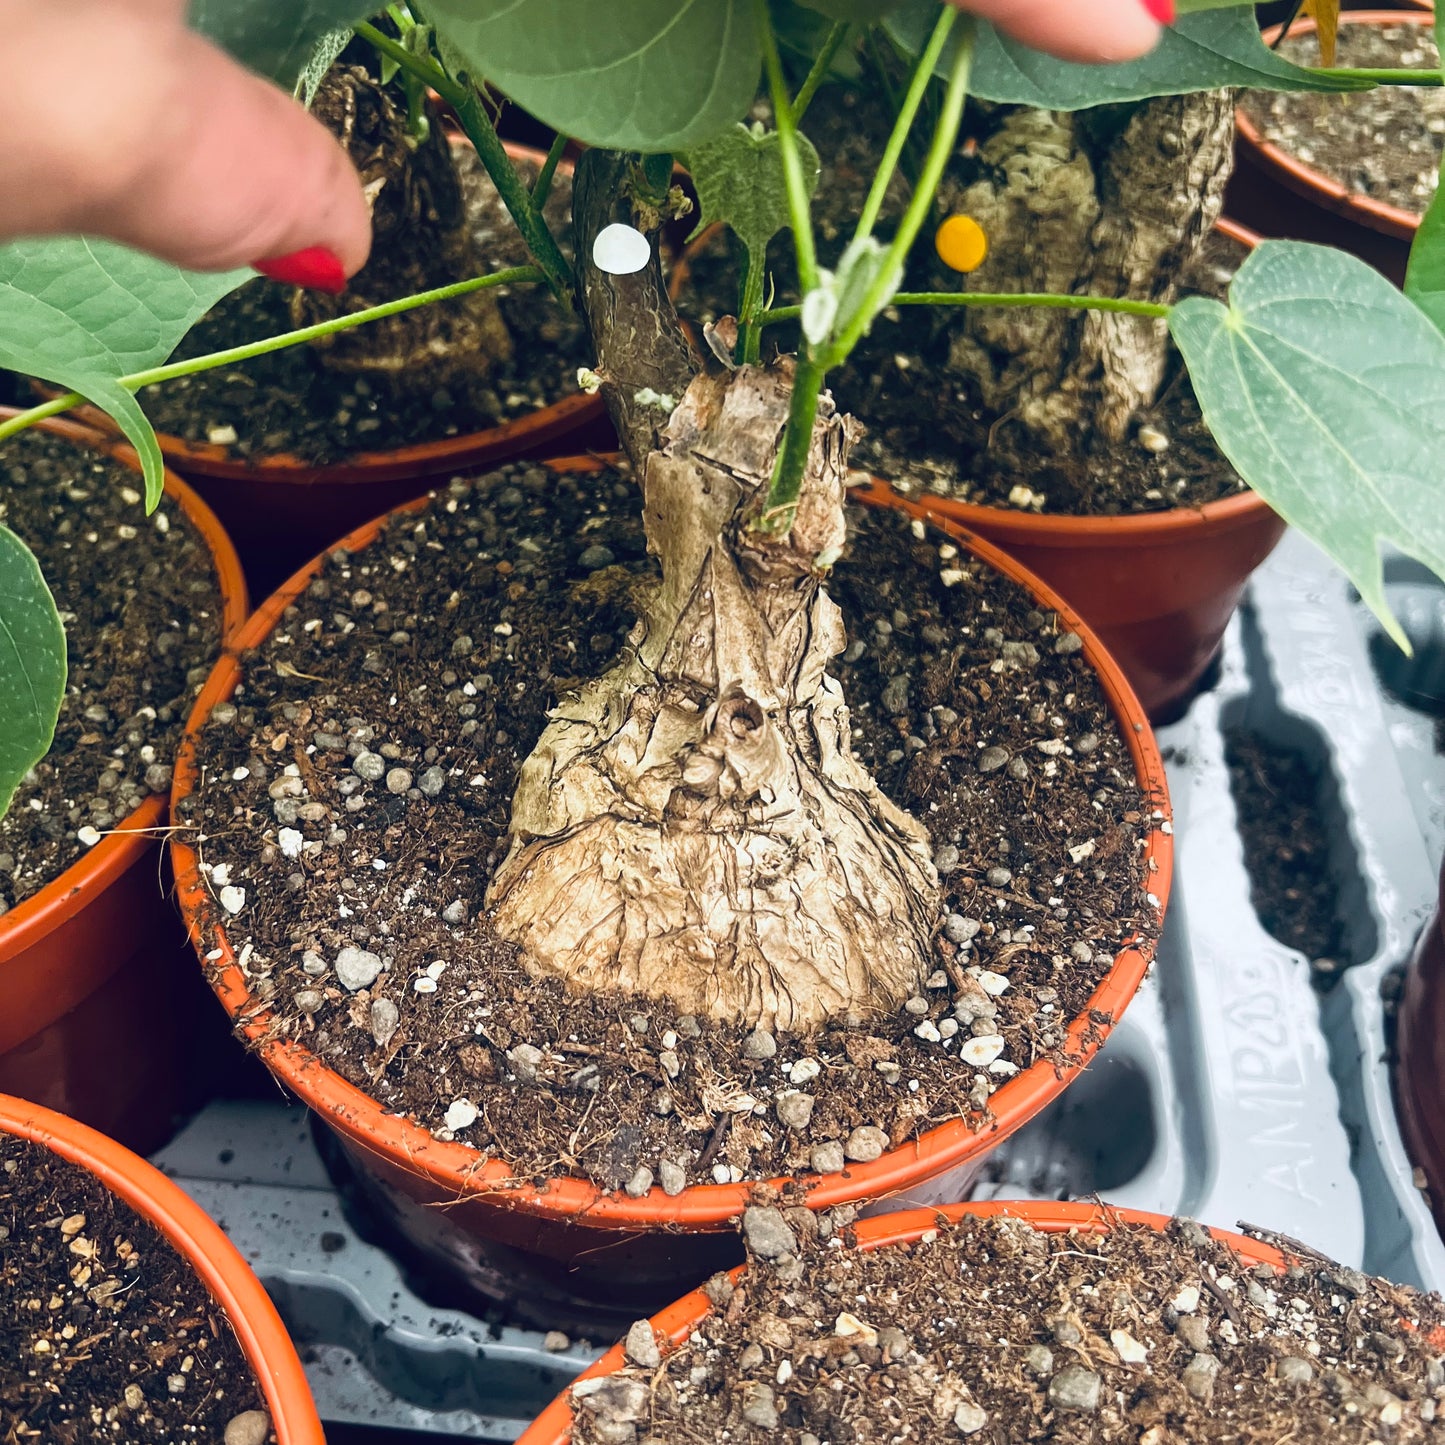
xmin=47 ymin=143 xmax=613 ymax=598
xmin=516 ymin=1200 xmax=1285 ymax=1445
xmin=668 ymin=219 xmax=1285 ymax=724
xmin=1393 ymin=858 xmax=1445 ymax=1238
xmin=0 ymin=412 xmax=249 ymax=1155
xmin=1228 ymin=8 xmax=1434 ymax=286
xmin=169 ymin=459 xmax=1173 ymax=1329
xmin=0 ymin=1093 xmax=323 ymax=1442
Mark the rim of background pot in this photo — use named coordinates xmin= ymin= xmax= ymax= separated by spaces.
xmin=517 ymin=1199 xmax=1287 ymax=1445
xmin=669 ymin=218 xmax=1277 ymax=547
xmin=35 ymin=143 xmax=604 ymax=488
xmin=1237 ymin=11 xmax=1433 ymax=247
xmin=0 ymin=412 xmax=247 ymax=1014
xmin=0 ymin=1092 xmax=323 ymax=1443
xmin=169 ymin=456 xmax=1173 ymax=1232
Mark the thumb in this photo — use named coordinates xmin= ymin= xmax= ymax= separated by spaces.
xmin=1 ymin=2 xmax=370 ymax=279
xmin=949 ymin=0 xmax=1171 ymax=63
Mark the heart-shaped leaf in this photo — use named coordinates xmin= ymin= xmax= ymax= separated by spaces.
xmin=0 ymin=524 xmax=66 ymax=820
xmin=187 ymin=0 xmax=373 ymax=85
xmin=424 ymin=0 xmax=760 ymax=151
xmin=886 ymin=1 xmax=1367 ymax=109
xmin=0 ymin=240 xmax=250 ymax=507
xmin=1170 ymin=241 xmax=1445 ymax=650
xmin=680 ymin=124 xmax=821 ymax=257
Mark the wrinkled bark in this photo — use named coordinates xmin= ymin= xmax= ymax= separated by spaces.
xmin=937 ymin=92 xmax=1234 ymax=447
xmin=485 ymin=151 xmax=940 ymax=1032
xmin=291 ymin=66 xmax=511 ymax=390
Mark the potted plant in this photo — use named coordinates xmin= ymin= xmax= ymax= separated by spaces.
xmin=1231 ymin=4 xmax=1440 ymax=286
xmin=2 ymin=0 xmax=1444 ymax=1321
xmin=0 ymin=1091 xmax=323 ymax=1443
xmin=0 ymin=410 xmax=247 ymax=1154
xmin=518 ymin=1199 xmax=1445 ymax=1443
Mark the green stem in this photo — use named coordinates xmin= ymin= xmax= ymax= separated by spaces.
xmin=1311 ymin=66 xmax=1443 ymax=85
xmin=756 ymin=0 xmax=819 ymax=294
xmin=752 ymin=288 xmax=1172 ymax=327
xmin=792 ymin=20 xmax=850 ymax=122
xmin=736 ymin=250 xmax=768 ymax=366
xmin=533 ymin=131 xmax=569 ymax=206
xmin=758 ymin=354 xmax=824 ymax=534
xmin=354 ymin=20 xmax=573 ymax=301
xmin=853 ymin=7 xmax=955 ymax=244
xmin=0 ymin=267 xmax=545 ymax=448
xmin=824 ymin=20 xmax=976 ymax=368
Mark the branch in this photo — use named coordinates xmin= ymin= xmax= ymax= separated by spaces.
xmin=572 ymin=150 xmax=697 ymax=471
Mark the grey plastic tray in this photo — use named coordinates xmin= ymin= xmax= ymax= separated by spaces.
xmin=149 ymin=528 xmax=1445 ymax=1439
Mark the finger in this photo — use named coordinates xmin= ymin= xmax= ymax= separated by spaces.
xmin=951 ymin=0 xmax=1170 ymax=63
xmin=1 ymin=2 xmax=370 ymax=278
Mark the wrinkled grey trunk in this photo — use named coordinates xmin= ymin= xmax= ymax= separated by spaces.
xmin=937 ymin=91 xmax=1234 ymax=447
xmin=485 ymin=152 xmax=940 ymax=1032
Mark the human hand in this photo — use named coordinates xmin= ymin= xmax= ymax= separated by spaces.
xmin=948 ymin=0 xmax=1173 ymax=63
xmin=0 ymin=0 xmax=369 ymax=289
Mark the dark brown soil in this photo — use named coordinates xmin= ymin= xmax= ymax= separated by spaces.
xmin=1241 ymin=23 xmax=1445 ymax=215
xmin=1224 ymin=728 xmax=1356 ymax=979
xmin=178 ymin=462 xmax=1157 ymax=1194
xmin=673 ymin=112 xmax=1249 ymax=514
xmin=142 ymin=150 xmax=590 ymax=466
xmin=571 ymin=1206 xmax=1445 ymax=1444
xmin=0 ymin=1132 xmax=268 ymax=1443
xmin=0 ymin=429 xmax=225 ymax=916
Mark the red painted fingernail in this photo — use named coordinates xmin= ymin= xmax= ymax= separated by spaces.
xmin=1140 ymin=0 xmax=1175 ymax=22
xmin=253 ymin=246 xmax=347 ymax=293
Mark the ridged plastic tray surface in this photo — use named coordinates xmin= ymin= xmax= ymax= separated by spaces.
xmin=149 ymin=530 xmax=1445 ymax=1439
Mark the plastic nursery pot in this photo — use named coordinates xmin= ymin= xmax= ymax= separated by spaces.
xmin=49 ymin=142 xmax=613 ymax=599
xmin=1228 ymin=8 xmax=1434 ymax=287
xmin=1392 ymin=855 xmax=1445 ymax=1241
xmin=0 ymin=1093 xmax=324 ymax=1442
xmin=516 ymin=1200 xmax=1284 ymax=1445
xmin=168 ymin=460 xmax=1173 ymax=1329
xmin=0 ymin=412 xmax=248 ymax=1156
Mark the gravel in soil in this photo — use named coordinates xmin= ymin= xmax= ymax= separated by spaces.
xmin=572 ymin=1206 xmax=1445 ymax=1444
xmin=1223 ymin=727 xmax=1361 ymax=982
xmin=1240 ymin=25 xmax=1445 ymax=216
xmin=142 ymin=150 xmax=591 ymax=466
xmin=0 ymin=1132 xmax=269 ymax=1443
xmin=179 ymin=462 xmax=1157 ymax=1193
xmin=0 ymin=429 xmax=226 ymax=915
xmin=674 ymin=107 xmax=1249 ymax=515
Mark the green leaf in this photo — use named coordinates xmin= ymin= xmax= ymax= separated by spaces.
xmin=1170 ymin=241 xmax=1445 ymax=651
xmin=0 ymin=525 xmax=66 ymax=820
xmin=885 ymin=1 xmax=1368 ymax=108
xmin=423 ymin=0 xmax=760 ymax=151
xmin=296 ymin=25 xmax=355 ymax=107
xmin=1174 ymin=0 xmax=1262 ymax=10
xmin=187 ymin=0 xmax=373 ymax=86
xmin=1405 ymin=180 xmax=1445 ymax=334
xmin=0 ymin=239 xmax=250 ymax=507
xmin=680 ymin=124 xmax=821 ymax=257
xmin=796 ymin=0 xmax=896 ymax=19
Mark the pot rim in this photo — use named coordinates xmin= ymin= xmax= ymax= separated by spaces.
xmin=1235 ymin=10 xmax=1431 ymax=246
xmin=0 ymin=410 xmax=249 ymax=969
xmin=40 ymin=143 xmax=604 ymax=487
xmin=517 ymin=1198 xmax=1287 ymax=1445
xmin=0 ymin=1092 xmax=323 ymax=1444
xmin=169 ymin=456 xmax=1173 ymax=1231
xmin=670 ymin=216 xmax=1276 ymax=541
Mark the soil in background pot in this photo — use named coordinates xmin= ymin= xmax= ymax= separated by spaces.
xmin=569 ymin=1206 xmax=1445 ymax=1444
xmin=141 ymin=151 xmax=589 ymax=468
xmin=0 ymin=429 xmax=225 ymax=914
xmin=1239 ymin=25 xmax=1445 ymax=216
xmin=177 ymin=462 xmax=1155 ymax=1195
xmin=0 ymin=1132 xmax=268 ymax=1442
